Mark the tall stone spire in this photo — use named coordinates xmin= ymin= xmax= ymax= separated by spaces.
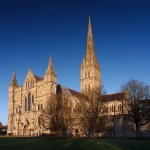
xmin=46 ymin=56 xmax=56 ymax=76
xmin=10 ymin=69 xmax=18 ymax=87
xmin=80 ymin=16 xmax=101 ymax=94
xmin=86 ymin=16 xmax=95 ymax=56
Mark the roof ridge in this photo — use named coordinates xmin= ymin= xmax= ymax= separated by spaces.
xmin=34 ymin=74 xmax=43 ymax=80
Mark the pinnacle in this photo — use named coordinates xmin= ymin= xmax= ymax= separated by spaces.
xmin=46 ymin=55 xmax=56 ymax=76
xmin=10 ymin=69 xmax=18 ymax=87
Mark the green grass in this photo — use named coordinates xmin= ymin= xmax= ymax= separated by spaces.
xmin=0 ymin=136 xmax=150 ymax=150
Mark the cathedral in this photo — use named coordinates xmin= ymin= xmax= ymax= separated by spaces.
xmin=7 ymin=17 xmax=127 ymax=136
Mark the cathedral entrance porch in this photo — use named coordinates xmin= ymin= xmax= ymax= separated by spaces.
xmin=23 ymin=125 xmax=31 ymax=136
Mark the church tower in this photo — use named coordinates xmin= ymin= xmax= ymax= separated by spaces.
xmin=8 ymin=70 xmax=18 ymax=134
xmin=80 ymin=16 xmax=101 ymax=94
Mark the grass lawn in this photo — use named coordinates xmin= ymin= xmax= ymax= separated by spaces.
xmin=0 ymin=136 xmax=150 ymax=150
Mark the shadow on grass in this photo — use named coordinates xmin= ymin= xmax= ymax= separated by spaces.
xmin=0 ymin=136 xmax=150 ymax=150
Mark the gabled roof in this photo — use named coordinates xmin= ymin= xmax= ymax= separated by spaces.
xmin=57 ymin=85 xmax=87 ymax=99
xmin=101 ymin=92 xmax=125 ymax=102
xmin=24 ymin=68 xmax=43 ymax=84
xmin=34 ymin=74 xmax=43 ymax=81
xmin=57 ymin=85 xmax=126 ymax=102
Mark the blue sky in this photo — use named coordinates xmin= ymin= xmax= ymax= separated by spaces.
xmin=0 ymin=0 xmax=150 ymax=125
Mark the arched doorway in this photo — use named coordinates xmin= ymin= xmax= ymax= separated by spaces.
xmin=23 ymin=125 xmax=29 ymax=136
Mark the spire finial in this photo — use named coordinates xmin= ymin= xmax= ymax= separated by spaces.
xmin=88 ymin=14 xmax=91 ymax=24
xmin=13 ymin=69 xmax=16 ymax=75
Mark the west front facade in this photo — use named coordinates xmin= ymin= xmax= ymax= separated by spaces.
xmin=7 ymin=17 xmax=130 ymax=136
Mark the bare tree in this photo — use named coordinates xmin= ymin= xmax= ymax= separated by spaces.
xmin=76 ymin=89 xmax=108 ymax=137
xmin=0 ymin=122 xmax=3 ymax=131
xmin=121 ymin=79 xmax=150 ymax=137
xmin=39 ymin=93 xmax=72 ymax=137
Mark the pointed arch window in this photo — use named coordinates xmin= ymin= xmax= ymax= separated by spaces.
xmin=112 ymin=105 xmax=114 ymax=112
xmin=120 ymin=104 xmax=122 ymax=112
xmin=25 ymin=97 xmax=27 ymax=112
xmin=32 ymin=95 xmax=34 ymax=104
xmin=30 ymin=81 xmax=31 ymax=88
xmin=88 ymin=84 xmax=90 ymax=91
xmin=24 ymin=93 xmax=34 ymax=112
xmin=16 ymin=106 xmax=20 ymax=113
xmin=85 ymin=72 xmax=87 ymax=78
xmin=85 ymin=84 xmax=87 ymax=92
xmin=110 ymin=106 xmax=111 ymax=112
xmin=28 ymin=93 xmax=31 ymax=111
xmin=38 ymin=104 xmax=43 ymax=111
xmin=88 ymin=71 xmax=90 ymax=78
xmin=114 ymin=106 xmax=116 ymax=112
xmin=26 ymin=80 xmax=35 ymax=89
xmin=118 ymin=104 xmax=121 ymax=112
xmin=32 ymin=80 xmax=34 ymax=87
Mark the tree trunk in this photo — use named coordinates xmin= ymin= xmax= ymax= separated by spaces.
xmin=136 ymin=124 xmax=140 ymax=138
